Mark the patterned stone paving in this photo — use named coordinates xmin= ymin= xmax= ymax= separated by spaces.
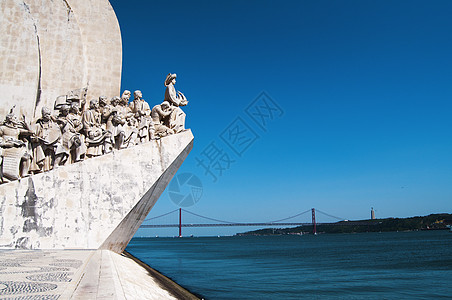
xmin=1 ymin=296 xmax=59 ymax=300
xmin=49 ymin=261 xmax=82 ymax=269
xmin=0 ymin=282 xmax=58 ymax=295
xmin=26 ymin=273 xmax=73 ymax=283
xmin=0 ymin=250 xmax=92 ymax=299
xmin=0 ymin=250 xmax=182 ymax=299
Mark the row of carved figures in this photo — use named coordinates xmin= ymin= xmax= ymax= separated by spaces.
xmin=0 ymin=73 xmax=188 ymax=183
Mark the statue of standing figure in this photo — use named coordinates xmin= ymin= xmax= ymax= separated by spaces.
xmin=164 ymin=73 xmax=188 ymax=133
xmin=58 ymin=104 xmax=86 ymax=163
xmin=0 ymin=108 xmax=33 ymax=181
xmin=98 ymin=96 xmax=114 ymax=153
xmin=129 ymin=90 xmax=154 ymax=143
xmin=106 ymin=96 xmax=126 ymax=150
xmin=118 ymin=90 xmax=138 ymax=147
xmin=31 ymin=106 xmax=66 ymax=172
xmin=81 ymin=99 xmax=111 ymax=158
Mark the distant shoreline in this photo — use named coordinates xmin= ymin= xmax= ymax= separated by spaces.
xmin=236 ymin=213 xmax=452 ymax=236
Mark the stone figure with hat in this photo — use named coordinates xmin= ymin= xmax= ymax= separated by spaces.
xmin=164 ymin=73 xmax=188 ymax=134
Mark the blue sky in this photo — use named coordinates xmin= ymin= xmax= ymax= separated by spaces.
xmin=109 ymin=0 xmax=452 ymax=236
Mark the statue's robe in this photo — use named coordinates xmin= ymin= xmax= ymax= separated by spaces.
xmin=32 ymin=118 xmax=65 ymax=172
xmin=151 ymin=105 xmax=173 ymax=138
xmin=81 ymin=109 xmax=108 ymax=157
xmin=60 ymin=113 xmax=86 ymax=162
xmin=164 ymin=84 xmax=187 ymax=133
xmin=129 ymin=99 xmax=152 ymax=142
xmin=0 ymin=125 xmax=31 ymax=180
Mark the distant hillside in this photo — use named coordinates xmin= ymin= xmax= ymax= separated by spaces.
xmin=236 ymin=213 xmax=452 ymax=236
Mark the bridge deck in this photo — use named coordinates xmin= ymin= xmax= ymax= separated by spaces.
xmin=140 ymin=222 xmax=373 ymax=228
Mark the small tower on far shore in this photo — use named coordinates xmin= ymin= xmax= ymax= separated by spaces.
xmin=371 ymin=207 xmax=376 ymax=220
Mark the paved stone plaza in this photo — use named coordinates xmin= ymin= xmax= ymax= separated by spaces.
xmin=0 ymin=250 xmax=176 ymax=299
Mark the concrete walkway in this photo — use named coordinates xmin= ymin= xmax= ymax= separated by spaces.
xmin=0 ymin=250 xmax=179 ymax=299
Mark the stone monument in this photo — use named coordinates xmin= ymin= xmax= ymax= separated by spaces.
xmin=0 ymin=2 xmax=198 ymax=298
xmin=0 ymin=0 xmax=194 ymax=253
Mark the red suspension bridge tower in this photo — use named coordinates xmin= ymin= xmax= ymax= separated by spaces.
xmin=179 ymin=208 xmax=182 ymax=237
xmin=311 ymin=208 xmax=317 ymax=235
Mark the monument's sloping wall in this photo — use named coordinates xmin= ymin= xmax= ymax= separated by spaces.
xmin=0 ymin=0 xmax=122 ymax=120
xmin=25 ymin=0 xmax=86 ymax=119
xmin=101 ymin=142 xmax=193 ymax=253
xmin=0 ymin=130 xmax=194 ymax=252
xmin=65 ymin=0 xmax=122 ymax=104
xmin=0 ymin=0 xmax=40 ymax=119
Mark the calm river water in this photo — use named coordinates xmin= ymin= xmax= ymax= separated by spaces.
xmin=126 ymin=231 xmax=452 ymax=299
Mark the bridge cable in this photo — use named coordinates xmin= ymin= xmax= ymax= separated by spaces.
xmin=182 ymin=209 xmax=244 ymax=225
xmin=268 ymin=209 xmax=312 ymax=223
xmin=315 ymin=209 xmax=344 ymax=221
xmin=143 ymin=209 xmax=180 ymax=222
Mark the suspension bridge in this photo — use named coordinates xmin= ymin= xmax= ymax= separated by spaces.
xmin=140 ymin=208 xmax=366 ymax=237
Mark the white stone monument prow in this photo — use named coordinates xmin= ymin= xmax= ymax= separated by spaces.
xmin=0 ymin=130 xmax=194 ymax=253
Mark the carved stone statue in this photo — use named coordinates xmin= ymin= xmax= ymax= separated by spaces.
xmin=67 ymin=87 xmax=88 ymax=113
xmin=105 ymin=96 xmax=126 ymax=150
xmin=81 ymin=99 xmax=111 ymax=157
xmin=121 ymin=90 xmax=131 ymax=104
xmin=118 ymin=91 xmax=138 ymax=147
xmin=98 ymin=96 xmax=111 ymax=133
xmin=58 ymin=104 xmax=86 ymax=163
xmin=0 ymin=108 xmax=33 ymax=181
xmin=31 ymin=106 xmax=66 ymax=172
xmin=98 ymin=96 xmax=114 ymax=152
xmin=0 ymin=77 xmax=191 ymax=183
xmin=151 ymin=101 xmax=174 ymax=138
xmin=129 ymin=90 xmax=154 ymax=143
xmin=164 ymin=73 xmax=188 ymax=133
xmin=54 ymin=87 xmax=88 ymax=115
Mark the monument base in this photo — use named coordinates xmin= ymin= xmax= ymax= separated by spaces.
xmin=0 ymin=130 xmax=194 ymax=252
